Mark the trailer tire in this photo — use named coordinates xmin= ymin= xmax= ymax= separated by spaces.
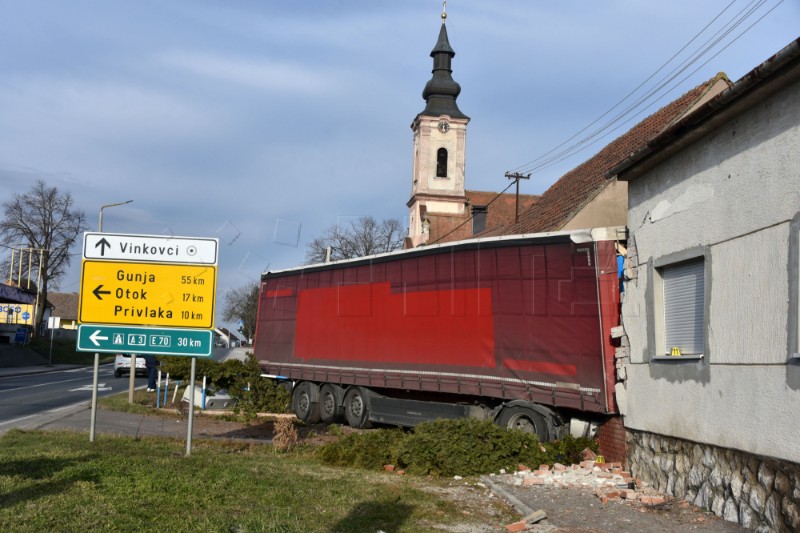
xmin=292 ymin=381 xmax=321 ymax=424
xmin=497 ymin=406 xmax=549 ymax=441
xmin=343 ymin=386 xmax=372 ymax=429
xmin=319 ymin=384 xmax=344 ymax=424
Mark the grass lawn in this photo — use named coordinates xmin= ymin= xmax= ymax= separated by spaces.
xmin=0 ymin=429 xmax=514 ymax=532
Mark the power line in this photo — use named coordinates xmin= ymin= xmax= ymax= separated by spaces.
xmin=427 ymin=179 xmax=517 ymax=246
xmin=509 ymin=0 xmax=783 ymax=176
xmin=509 ymin=0 xmax=740 ymax=174
xmin=520 ymin=0 xmax=772 ymax=174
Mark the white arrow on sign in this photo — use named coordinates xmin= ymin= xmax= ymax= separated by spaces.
xmin=89 ymin=330 xmax=109 ymax=346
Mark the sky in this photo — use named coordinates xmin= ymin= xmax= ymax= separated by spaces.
xmin=1 ymin=0 xmax=798 ymax=331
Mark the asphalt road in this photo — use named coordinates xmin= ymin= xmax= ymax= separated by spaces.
xmin=0 ymin=364 xmax=147 ymax=425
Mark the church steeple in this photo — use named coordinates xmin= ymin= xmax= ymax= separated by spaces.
xmin=406 ymin=4 xmax=470 ymax=248
xmin=418 ymin=10 xmax=468 ymax=120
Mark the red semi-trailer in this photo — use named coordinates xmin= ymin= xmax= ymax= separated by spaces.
xmin=254 ymin=227 xmax=622 ymax=440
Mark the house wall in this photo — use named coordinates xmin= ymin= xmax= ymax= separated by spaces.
xmin=562 ymin=179 xmax=628 ymax=231
xmin=621 ymin=76 xmax=800 ymax=530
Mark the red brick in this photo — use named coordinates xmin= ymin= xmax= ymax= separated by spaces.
xmin=533 ymin=470 xmax=550 ymax=476
xmin=524 ymin=477 xmax=545 ymax=486
xmin=538 ymin=464 xmax=550 ymax=471
xmin=580 ymin=447 xmax=597 ymax=461
xmin=505 ymin=520 xmax=527 ymax=532
xmin=517 ymin=464 xmax=530 ymax=472
xmin=384 ymin=465 xmax=395 ymax=472
xmin=553 ymin=463 xmax=567 ymax=472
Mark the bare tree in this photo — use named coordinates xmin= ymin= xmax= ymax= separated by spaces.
xmin=305 ymin=216 xmax=404 ymax=264
xmin=221 ymin=281 xmax=260 ymax=344
xmin=0 ymin=180 xmax=87 ymax=335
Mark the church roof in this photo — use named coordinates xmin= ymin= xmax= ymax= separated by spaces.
xmin=418 ymin=22 xmax=469 ymax=120
xmin=503 ymin=74 xmax=730 ymax=235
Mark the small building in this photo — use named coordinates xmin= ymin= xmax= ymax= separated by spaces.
xmin=609 ymin=37 xmax=800 ymax=531
xmin=47 ymin=292 xmax=80 ymax=331
xmin=214 ymin=327 xmax=243 ymax=348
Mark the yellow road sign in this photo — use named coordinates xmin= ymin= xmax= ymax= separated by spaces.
xmin=78 ymin=260 xmax=216 ymax=328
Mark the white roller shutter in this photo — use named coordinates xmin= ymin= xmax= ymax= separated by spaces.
xmin=662 ymin=259 xmax=704 ymax=355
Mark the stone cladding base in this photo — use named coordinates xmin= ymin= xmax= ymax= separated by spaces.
xmin=626 ymin=429 xmax=800 ymax=532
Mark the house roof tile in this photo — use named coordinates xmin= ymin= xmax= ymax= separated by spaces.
xmin=48 ymin=292 xmax=79 ymax=320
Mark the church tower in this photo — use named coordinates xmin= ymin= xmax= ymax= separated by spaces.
xmin=407 ymin=6 xmax=469 ymax=247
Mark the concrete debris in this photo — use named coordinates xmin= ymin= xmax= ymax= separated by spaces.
xmin=504 ymin=460 xmax=668 ymax=508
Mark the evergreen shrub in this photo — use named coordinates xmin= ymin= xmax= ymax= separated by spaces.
xmin=158 ymin=353 xmax=291 ymax=417
xmin=317 ymin=418 xmax=598 ymax=477
xmin=316 ymin=428 xmax=406 ymax=470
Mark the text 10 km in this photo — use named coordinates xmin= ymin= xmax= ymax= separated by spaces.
xmin=181 ymin=275 xmax=205 ymax=285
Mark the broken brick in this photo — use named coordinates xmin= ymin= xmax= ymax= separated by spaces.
xmin=504 ymin=520 xmax=527 ymax=532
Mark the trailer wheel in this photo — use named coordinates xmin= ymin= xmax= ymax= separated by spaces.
xmin=497 ymin=406 xmax=549 ymax=441
xmin=292 ymin=381 xmax=321 ymax=424
xmin=319 ymin=384 xmax=344 ymax=424
xmin=343 ymin=386 xmax=372 ymax=429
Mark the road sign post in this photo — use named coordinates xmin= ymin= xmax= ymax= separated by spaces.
xmin=78 ymin=232 xmax=219 ymax=453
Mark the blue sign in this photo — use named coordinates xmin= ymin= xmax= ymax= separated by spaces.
xmin=22 ymin=311 xmax=30 ymax=321
xmin=14 ymin=328 xmax=27 ymax=344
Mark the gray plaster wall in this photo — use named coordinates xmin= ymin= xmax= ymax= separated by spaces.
xmin=622 ymin=79 xmax=800 ymax=463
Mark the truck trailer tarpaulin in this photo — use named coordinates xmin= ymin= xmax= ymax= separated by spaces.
xmin=254 ymin=227 xmax=623 ymax=436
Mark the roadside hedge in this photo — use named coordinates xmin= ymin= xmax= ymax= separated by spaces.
xmin=318 ymin=418 xmax=598 ymax=477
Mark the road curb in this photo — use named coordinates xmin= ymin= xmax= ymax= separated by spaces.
xmin=0 ymin=401 xmax=90 ymax=435
xmin=480 ymin=475 xmax=536 ymax=517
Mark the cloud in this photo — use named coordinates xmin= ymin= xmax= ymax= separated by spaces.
xmin=157 ymin=50 xmax=342 ymax=95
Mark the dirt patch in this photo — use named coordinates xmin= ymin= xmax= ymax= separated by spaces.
xmin=487 ymin=474 xmax=745 ymax=532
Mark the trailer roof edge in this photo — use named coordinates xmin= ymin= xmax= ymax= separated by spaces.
xmin=262 ymin=226 xmax=626 ymax=278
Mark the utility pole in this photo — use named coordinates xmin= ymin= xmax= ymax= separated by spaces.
xmin=505 ymin=172 xmax=531 ymax=224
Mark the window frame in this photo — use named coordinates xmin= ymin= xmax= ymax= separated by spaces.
xmin=471 ymin=205 xmax=487 ymax=235
xmin=790 ymin=214 xmax=800 ymax=360
xmin=649 ymin=247 xmax=710 ymax=362
xmin=436 ymin=147 xmax=448 ymax=178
